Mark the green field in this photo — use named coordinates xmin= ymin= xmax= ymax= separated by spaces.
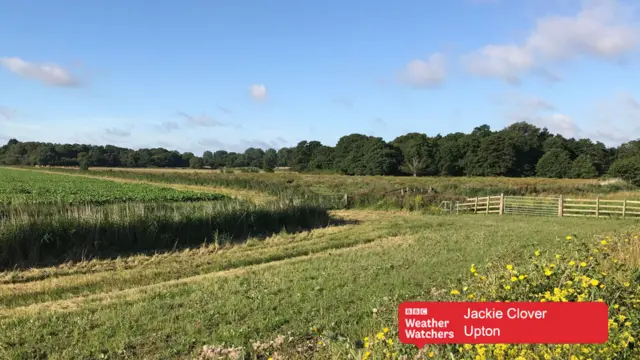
xmin=0 ymin=168 xmax=227 ymax=205
xmin=43 ymin=167 xmax=640 ymax=210
xmin=1 ymin=167 xmax=640 ymax=359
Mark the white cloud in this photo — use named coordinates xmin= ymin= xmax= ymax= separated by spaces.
xmin=159 ymin=121 xmax=180 ymax=131
xmin=399 ymin=53 xmax=446 ymax=88
xmin=249 ymin=84 xmax=267 ymax=100
xmin=332 ymin=98 xmax=354 ymax=109
xmin=534 ymin=113 xmax=582 ymax=138
xmin=177 ymin=112 xmax=229 ymax=127
xmin=583 ymin=91 xmax=640 ymax=144
xmin=104 ymin=127 xmax=131 ymax=137
xmin=465 ymin=45 xmax=534 ymax=84
xmin=0 ymin=107 xmax=16 ymax=121
xmin=464 ymin=0 xmax=640 ymax=83
xmin=218 ymin=106 xmax=233 ymax=114
xmin=0 ymin=57 xmax=80 ymax=87
xmin=499 ymin=92 xmax=581 ymax=137
xmin=197 ymin=137 xmax=280 ymax=152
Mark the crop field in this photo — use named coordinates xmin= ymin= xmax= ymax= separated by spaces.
xmin=44 ymin=167 xmax=638 ymax=199
xmin=2 ymin=166 xmax=640 ymax=359
xmin=0 ymin=168 xmax=227 ymax=205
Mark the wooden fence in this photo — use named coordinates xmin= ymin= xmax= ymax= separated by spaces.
xmin=457 ymin=194 xmax=640 ymax=218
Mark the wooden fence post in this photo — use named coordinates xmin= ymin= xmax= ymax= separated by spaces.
xmin=499 ymin=193 xmax=504 ymax=215
xmin=474 ymin=197 xmax=478 ymax=214
xmin=486 ymin=197 xmax=489 ymax=214
xmin=596 ymin=197 xmax=600 ymax=218
xmin=623 ymin=199 xmax=627 ymax=219
xmin=558 ymin=195 xmax=563 ymax=217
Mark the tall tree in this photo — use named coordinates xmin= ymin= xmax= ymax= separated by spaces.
xmin=536 ymin=149 xmax=572 ymax=178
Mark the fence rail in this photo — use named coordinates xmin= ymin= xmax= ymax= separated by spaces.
xmin=456 ymin=194 xmax=640 ymax=218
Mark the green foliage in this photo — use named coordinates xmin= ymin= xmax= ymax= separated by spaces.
xmin=339 ymin=232 xmax=640 ymax=359
xmin=0 ymin=201 xmax=330 ymax=268
xmin=262 ymin=148 xmax=278 ymax=171
xmin=608 ymin=156 xmax=640 ymax=186
xmin=189 ymin=156 xmax=204 ymax=169
xmin=392 ymin=133 xmax=435 ymax=176
xmin=536 ymin=148 xmax=572 ymax=178
xmin=2 ymin=212 xmax=638 ymax=358
xmin=569 ymin=154 xmax=597 ymax=179
xmin=334 ymin=134 xmax=402 ymax=175
xmin=0 ymin=168 xmax=226 ymax=205
xmin=0 ymin=123 xmax=626 ymax=178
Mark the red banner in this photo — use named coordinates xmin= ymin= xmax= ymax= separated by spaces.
xmin=398 ymin=302 xmax=608 ymax=347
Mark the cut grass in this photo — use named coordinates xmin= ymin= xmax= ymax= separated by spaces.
xmin=1 ymin=211 xmax=639 ymax=359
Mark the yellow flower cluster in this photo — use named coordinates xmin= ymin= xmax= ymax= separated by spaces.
xmin=356 ymin=232 xmax=640 ymax=359
xmin=360 ymin=327 xmax=397 ymax=360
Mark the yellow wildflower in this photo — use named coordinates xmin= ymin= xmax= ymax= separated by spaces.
xmin=535 ymin=250 xmax=540 ymax=256
xmin=544 ymin=269 xmax=553 ymax=276
xmin=451 ymin=289 xmax=460 ymax=295
xmin=601 ymin=240 xmax=607 ymax=245
xmin=580 ymin=262 xmax=587 ymax=267
xmin=506 ymin=264 xmax=513 ymax=271
xmin=383 ymin=327 xmax=389 ymax=333
xmin=511 ymin=276 xmax=518 ymax=282
xmin=566 ymin=235 xmax=572 ymax=240
xmin=591 ymin=279 xmax=599 ymax=286
xmin=569 ymin=261 xmax=576 ymax=266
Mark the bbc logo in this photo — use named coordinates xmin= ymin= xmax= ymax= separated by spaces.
xmin=405 ymin=308 xmax=428 ymax=315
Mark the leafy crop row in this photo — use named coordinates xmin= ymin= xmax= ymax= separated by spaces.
xmin=0 ymin=168 xmax=227 ymax=205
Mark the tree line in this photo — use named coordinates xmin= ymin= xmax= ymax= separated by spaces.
xmin=2 ymin=122 xmax=640 ymax=184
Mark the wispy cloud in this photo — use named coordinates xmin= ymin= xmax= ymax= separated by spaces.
xmin=463 ymin=0 xmax=640 ymax=83
xmin=104 ymin=127 xmax=131 ymax=137
xmin=160 ymin=121 xmax=180 ymax=131
xmin=0 ymin=107 xmax=16 ymax=121
xmin=198 ymin=137 xmax=286 ymax=152
xmin=332 ymin=98 xmax=354 ymax=109
xmin=218 ymin=106 xmax=233 ymax=114
xmin=177 ymin=112 xmax=229 ymax=127
xmin=373 ymin=118 xmax=386 ymax=127
xmin=0 ymin=57 xmax=81 ymax=87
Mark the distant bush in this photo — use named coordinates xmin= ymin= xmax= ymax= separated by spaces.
xmin=536 ymin=149 xmax=572 ymax=178
xmin=609 ymin=157 xmax=640 ymax=187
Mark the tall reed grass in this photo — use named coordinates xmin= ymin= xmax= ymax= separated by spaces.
xmin=0 ymin=200 xmax=331 ymax=269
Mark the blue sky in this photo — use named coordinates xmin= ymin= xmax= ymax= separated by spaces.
xmin=1 ymin=0 xmax=639 ymax=154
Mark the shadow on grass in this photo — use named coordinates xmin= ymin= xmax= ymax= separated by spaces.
xmin=0 ymin=208 xmax=360 ymax=271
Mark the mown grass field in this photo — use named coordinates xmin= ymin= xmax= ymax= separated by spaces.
xmin=2 ymin=211 xmax=639 ymax=359
xmin=2 ymin=167 xmax=640 ymax=359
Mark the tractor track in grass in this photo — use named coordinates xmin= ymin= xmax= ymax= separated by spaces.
xmin=0 ymin=233 xmax=412 ymax=318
